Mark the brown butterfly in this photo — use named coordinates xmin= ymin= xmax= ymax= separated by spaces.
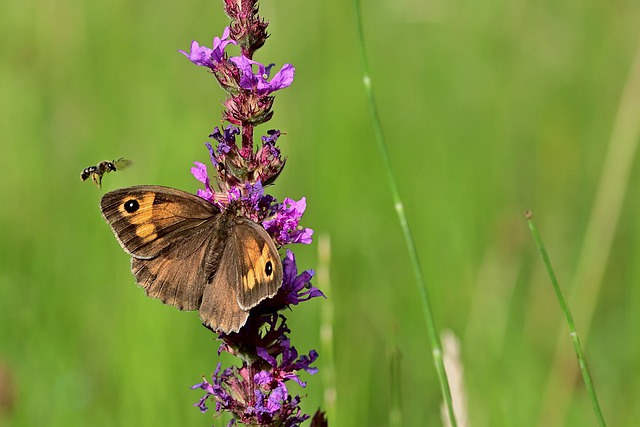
xmin=100 ymin=185 xmax=283 ymax=333
xmin=81 ymin=158 xmax=133 ymax=189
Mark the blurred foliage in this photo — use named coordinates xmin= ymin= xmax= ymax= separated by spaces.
xmin=1 ymin=0 xmax=640 ymax=426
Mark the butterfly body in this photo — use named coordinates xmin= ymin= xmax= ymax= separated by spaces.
xmin=100 ymin=185 xmax=283 ymax=333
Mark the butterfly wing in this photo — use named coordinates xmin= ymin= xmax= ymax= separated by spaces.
xmin=232 ymin=219 xmax=283 ymax=310
xmin=101 ymin=185 xmax=283 ymax=333
xmin=199 ymin=235 xmax=248 ymax=332
xmin=199 ymin=218 xmax=283 ymax=333
xmin=101 ymin=185 xmax=225 ymax=311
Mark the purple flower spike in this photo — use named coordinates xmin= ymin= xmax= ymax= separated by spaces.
xmin=230 ymin=55 xmax=295 ymax=96
xmin=179 ymin=27 xmax=237 ymax=69
xmin=184 ymin=2 xmax=325 ymax=425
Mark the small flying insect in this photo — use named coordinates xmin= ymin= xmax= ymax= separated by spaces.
xmin=81 ymin=158 xmax=133 ymax=189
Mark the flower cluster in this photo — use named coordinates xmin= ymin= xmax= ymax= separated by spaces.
xmin=180 ymin=0 xmax=326 ymax=425
xmin=192 ymin=252 xmax=322 ymax=426
xmin=179 ymin=24 xmax=294 ymax=128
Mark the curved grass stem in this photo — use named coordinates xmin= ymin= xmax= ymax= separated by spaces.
xmin=353 ymin=1 xmax=457 ymax=425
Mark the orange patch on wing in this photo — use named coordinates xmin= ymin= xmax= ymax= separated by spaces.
xmin=243 ymin=269 xmax=256 ymax=291
xmin=118 ymin=193 xmax=156 ymax=225
xmin=241 ymin=236 xmax=278 ymax=291
xmin=136 ymin=223 xmax=158 ymax=243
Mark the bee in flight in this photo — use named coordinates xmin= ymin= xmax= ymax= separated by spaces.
xmin=81 ymin=158 xmax=133 ymax=189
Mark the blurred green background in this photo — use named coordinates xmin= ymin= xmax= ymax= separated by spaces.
xmin=2 ymin=0 xmax=640 ymax=425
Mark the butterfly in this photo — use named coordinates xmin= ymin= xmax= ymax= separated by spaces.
xmin=100 ymin=185 xmax=283 ymax=333
xmin=81 ymin=158 xmax=133 ymax=189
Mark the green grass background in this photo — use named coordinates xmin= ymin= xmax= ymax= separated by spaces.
xmin=2 ymin=0 xmax=640 ymax=425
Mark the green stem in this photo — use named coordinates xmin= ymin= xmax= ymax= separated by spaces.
xmin=353 ymin=1 xmax=457 ymax=425
xmin=318 ymin=235 xmax=336 ymax=423
xmin=538 ymin=40 xmax=640 ymax=425
xmin=525 ymin=211 xmax=607 ymax=427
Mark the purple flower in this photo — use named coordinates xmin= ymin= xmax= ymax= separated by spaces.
xmin=204 ymin=141 xmax=217 ymax=166
xmin=194 ymin=340 xmax=314 ymax=425
xmin=261 ymin=129 xmax=281 ymax=146
xmin=256 ymin=337 xmax=319 ymax=388
xmin=253 ymin=382 xmax=287 ymax=415
xmin=253 ymin=251 xmax=324 ymax=314
xmin=191 ymin=162 xmax=210 ymax=187
xmin=221 ymin=181 xmax=276 ymax=222
xmin=266 ymin=385 xmax=286 ymax=413
xmin=264 ymin=198 xmax=314 ymax=246
xmin=192 ymin=251 xmax=322 ymax=424
xmin=271 ymin=250 xmax=324 ymax=307
xmin=258 ymin=130 xmax=282 ymax=166
xmin=230 ymin=55 xmax=295 ymax=96
xmin=191 ymin=363 xmax=235 ymax=414
xmin=210 ymin=125 xmax=240 ymax=157
xmin=190 ymin=162 xmax=214 ymax=203
xmin=179 ymin=27 xmax=237 ymax=69
xmin=245 ymin=181 xmax=265 ymax=210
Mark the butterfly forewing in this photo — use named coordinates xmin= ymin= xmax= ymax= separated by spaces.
xmin=101 ymin=186 xmax=219 ymax=259
xmin=101 ymin=186 xmax=225 ymax=310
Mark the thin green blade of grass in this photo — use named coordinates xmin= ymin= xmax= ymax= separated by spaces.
xmin=525 ymin=211 xmax=607 ymax=427
xmin=353 ymin=1 xmax=457 ymax=425
xmin=537 ymin=39 xmax=640 ymax=426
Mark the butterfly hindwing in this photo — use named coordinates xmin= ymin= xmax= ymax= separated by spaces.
xmin=199 ymin=238 xmax=248 ymax=332
xmin=232 ymin=219 xmax=283 ymax=311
